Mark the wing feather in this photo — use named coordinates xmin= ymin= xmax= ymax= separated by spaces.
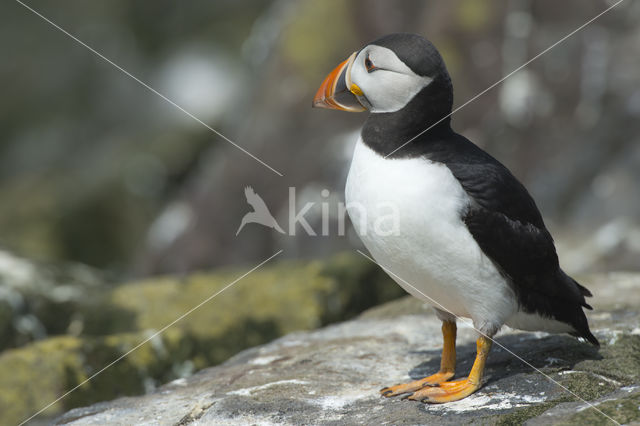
xmin=432 ymin=135 xmax=596 ymax=343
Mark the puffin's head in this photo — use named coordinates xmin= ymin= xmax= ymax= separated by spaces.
xmin=313 ymin=33 xmax=451 ymax=114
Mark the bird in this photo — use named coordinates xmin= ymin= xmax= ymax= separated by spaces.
xmin=236 ymin=186 xmax=285 ymax=235
xmin=312 ymin=33 xmax=598 ymax=404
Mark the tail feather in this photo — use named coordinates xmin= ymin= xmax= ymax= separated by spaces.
xmin=557 ymin=271 xmax=599 ymax=346
xmin=562 ymin=272 xmax=594 ymax=309
xmin=574 ymin=279 xmax=593 ymax=298
xmin=570 ymin=326 xmax=600 ymax=347
xmin=575 ymin=278 xmax=594 ymax=310
xmin=583 ymin=329 xmax=600 ymax=347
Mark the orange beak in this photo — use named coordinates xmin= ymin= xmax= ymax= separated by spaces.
xmin=312 ymin=52 xmax=366 ymax=112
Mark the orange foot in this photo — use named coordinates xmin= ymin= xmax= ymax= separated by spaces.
xmin=379 ymin=371 xmax=454 ymax=397
xmin=404 ymin=377 xmax=481 ymax=403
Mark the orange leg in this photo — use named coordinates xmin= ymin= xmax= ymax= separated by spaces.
xmin=380 ymin=321 xmax=456 ymax=397
xmin=406 ymin=335 xmax=492 ymax=403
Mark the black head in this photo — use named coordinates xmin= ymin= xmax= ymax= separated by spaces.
xmin=370 ymin=33 xmax=451 ymax=82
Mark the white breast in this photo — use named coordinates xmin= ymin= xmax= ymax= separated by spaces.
xmin=345 ymin=137 xmax=517 ymax=334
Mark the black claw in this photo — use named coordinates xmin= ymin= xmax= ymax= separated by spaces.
xmin=379 ymin=387 xmax=389 ymax=393
xmin=381 ymin=390 xmax=392 ymax=396
xmin=401 ymin=393 xmax=414 ymax=401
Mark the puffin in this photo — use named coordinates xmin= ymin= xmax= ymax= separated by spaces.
xmin=312 ymin=33 xmax=598 ymax=403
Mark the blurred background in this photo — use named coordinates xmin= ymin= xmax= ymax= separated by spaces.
xmin=2 ymin=0 xmax=639 ymax=275
xmin=1 ymin=0 xmax=639 ymax=423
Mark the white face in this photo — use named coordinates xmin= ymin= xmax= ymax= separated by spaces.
xmin=349 ymin=45 xmax=433 ymax=113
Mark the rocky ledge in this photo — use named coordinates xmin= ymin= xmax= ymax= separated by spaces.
xmin=57 ymin=273 xmax=640 ymax=425
xmin=1 ymin=252 xmax=406 ymax=425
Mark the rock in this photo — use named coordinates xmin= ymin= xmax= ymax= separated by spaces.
xmin=0 ymin=250 xmax=105 ymax=351
xmin=55 ymin=274 xmax=640 ymax=425
xmin=0 ymin=252 xmax=403 ymax=425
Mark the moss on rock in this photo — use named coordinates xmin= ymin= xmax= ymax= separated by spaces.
xmin=560 ymin=371 xmax=619 ymax=401
xmin=494 ymin=398 xmax=571 ymax=426
xmin=0 ymin=336 xmax=84 ymax=424
xmin=556 ymin=392 xmax=640 ymax=425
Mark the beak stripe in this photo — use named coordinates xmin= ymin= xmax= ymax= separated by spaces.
xmin=312 ymin=52 xmax=366 ymax=112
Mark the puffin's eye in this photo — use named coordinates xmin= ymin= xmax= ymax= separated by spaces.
xmin=364 ymin=56 xmax=375 ymax=73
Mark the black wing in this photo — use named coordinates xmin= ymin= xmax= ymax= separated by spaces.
xmin=429 ymin=134 xmax=597 ymax=345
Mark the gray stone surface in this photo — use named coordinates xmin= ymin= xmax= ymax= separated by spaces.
xmin=56 ymin=273 xmax=640 ymax=425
